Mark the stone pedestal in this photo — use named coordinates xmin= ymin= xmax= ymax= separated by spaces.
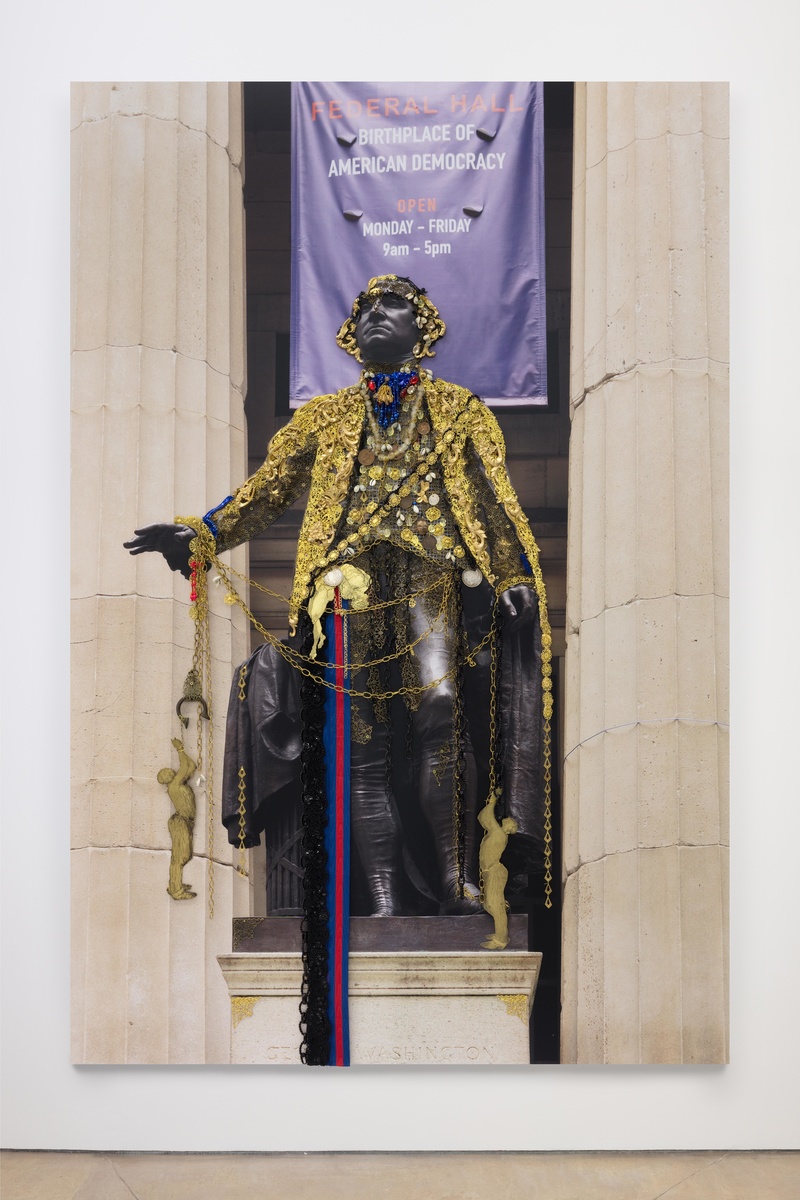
xmin=218 ymin=917 xmax=541 ymax=1065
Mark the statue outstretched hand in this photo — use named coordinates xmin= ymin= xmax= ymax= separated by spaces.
xmin=123 ymin=523 xmax=195 ymax=579
xmin=498 ymin=582 xmax=536 ymax=630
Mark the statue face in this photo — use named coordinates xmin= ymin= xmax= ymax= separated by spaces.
xmin=355 ymin=291 xmax=418 ymax=364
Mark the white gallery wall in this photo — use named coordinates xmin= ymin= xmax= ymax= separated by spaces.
xmin=2 ymin=0 xmax=799 ymax=1151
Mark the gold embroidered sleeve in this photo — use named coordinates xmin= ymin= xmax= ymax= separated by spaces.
xmin=465 ymin=398 xmax=545 ymax=595
xmin=468 ymin=449 xmax=525 ymax=582
xmin=211 ymin=398 xmax=331 ymax=552
xmin=466 ymin=396 xmax=554 ymax=735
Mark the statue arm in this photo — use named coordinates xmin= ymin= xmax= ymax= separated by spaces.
xmin=171 ymin=738 xmax=196 ymax=787
xmin=464 ymin=399 xmax=540 ymax=624
xmin=468 ymin=447 xmax=527 ymax=582
xmin=207 ymin=402 xmax=325 ymax=554
xmin=124 ymin=402 xmax=323 ymax=575
xmin=123 ymin=523 xmax=196 ymax=578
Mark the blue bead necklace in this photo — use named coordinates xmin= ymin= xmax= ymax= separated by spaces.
xmin=364 ymin=368 xmax=420 ymax=429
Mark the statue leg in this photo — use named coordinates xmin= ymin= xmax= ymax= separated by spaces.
xmin=167 ymin=813 xmax=196 ymax=899
xmin=409 ymin=605 xmax=482 ymax=914
xmin=349 ymin=691 xmax=404 ymax=915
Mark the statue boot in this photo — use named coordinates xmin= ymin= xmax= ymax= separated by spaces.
xmin=413 ymin=684 xmax=482 ymax=915
xmin=420 ymin=761 xmax=483 ymax=914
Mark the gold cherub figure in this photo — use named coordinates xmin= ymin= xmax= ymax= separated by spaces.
xmin=477 ymin=788 xmax=518 ymax=949
xmin=157 ymin=737 xmax=197 ymax=900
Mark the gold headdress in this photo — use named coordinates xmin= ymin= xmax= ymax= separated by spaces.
xmin=335 ymin=274 xmax=446 ymax=363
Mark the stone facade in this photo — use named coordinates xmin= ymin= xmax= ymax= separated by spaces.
xmin=562 ymin=83 xmax=729 ymax=1063
xmin=70 ymin=83 xmax=252 ymax=1063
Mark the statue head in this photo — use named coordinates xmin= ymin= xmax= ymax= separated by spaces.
xmin=336 ymin=274 xmax=446 ymax=365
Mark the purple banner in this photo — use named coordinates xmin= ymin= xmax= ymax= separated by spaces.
xmin=290 ymin=82 xmax=547 ymax=408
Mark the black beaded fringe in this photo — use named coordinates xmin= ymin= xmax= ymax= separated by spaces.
xmin=452 ymin=584 xmax=467 ymax=897
xmin=491 ymin=604 xmax=506 ymax=819
xmin=298 ymin=619 xmax=331 ymax=1066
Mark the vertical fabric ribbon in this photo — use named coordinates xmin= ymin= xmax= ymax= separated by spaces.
xmin=322 ymin=590 xmax=351 ymax=1065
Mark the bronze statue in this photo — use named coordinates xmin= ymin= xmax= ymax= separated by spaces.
xmin=125 ymin=275 xmax=552 ymax=921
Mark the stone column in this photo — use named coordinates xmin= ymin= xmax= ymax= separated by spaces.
xmin=563 ymin=84 xmax=729 ymax=1063
xmin=70 ymin=83 xmax=251 ymax=1063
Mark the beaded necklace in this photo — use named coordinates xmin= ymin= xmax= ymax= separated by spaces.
xmin=364 ymin=388 xmax=425 ymax=461
xmin=360 ymin=363 xmax=427 ymax=462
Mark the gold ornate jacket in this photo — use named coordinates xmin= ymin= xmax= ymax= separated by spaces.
xmin=208 ymin=375 xmax=548 ymax=634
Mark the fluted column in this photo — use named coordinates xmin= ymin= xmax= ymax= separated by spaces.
xmin=562 ymin=84 xmax=729 ymax=1063
xmin=70 ymin=83 xmax=250 ymax=1063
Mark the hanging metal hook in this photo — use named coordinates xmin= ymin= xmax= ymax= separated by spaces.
xmin=176 ymin=695 xmax=210 ymax=726
xmin=176 ymin=668 xmax=210 ymax=726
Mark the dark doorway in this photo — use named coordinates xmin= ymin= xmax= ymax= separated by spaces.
xmin=241 ymin=80 xmax=572 ymax=1064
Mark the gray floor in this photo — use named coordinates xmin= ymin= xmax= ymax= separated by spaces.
xmin=1 ymin=1150 xmax=798 ymax=1199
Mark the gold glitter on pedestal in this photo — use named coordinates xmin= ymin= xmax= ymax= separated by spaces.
xmin=497 ymin=994 xmax=529 ymax=1024
xmin=231 ymin=996 xmax=258 ymax=1028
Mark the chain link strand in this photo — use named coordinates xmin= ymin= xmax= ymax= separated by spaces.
xmin=179 ymin=523 xmax=553 ymax=913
